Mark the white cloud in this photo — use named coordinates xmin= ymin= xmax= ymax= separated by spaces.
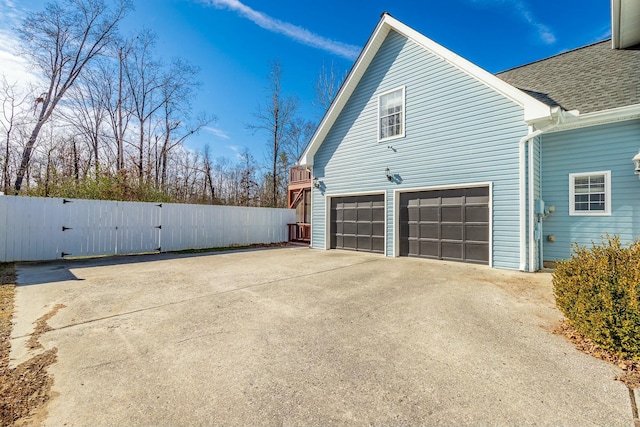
xmin=0 ymin=32 xmax=39 ymax=86
xmin=201 ymin=0 xmax=360 ymax=60
xmin=0 ymin=3 xmax=41 ymax=87
xmin=469 ymin=0 xmax=556 ymax=45
xmin=204 ymin=126 xmax=231 ymax=139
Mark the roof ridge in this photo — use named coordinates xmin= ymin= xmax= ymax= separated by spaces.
xmin=496 ymin=39 xmax=611 ymax=75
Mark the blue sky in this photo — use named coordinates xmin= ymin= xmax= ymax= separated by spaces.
xmin=0 ymin=0 xmax=611 ymax=164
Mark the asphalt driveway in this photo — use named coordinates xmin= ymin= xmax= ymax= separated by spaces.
xmin=11 ymin=248 xmax=634 ymax=426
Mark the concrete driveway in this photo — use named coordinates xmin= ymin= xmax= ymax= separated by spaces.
xmin=11 ymin=248 xmax=633 ymax=426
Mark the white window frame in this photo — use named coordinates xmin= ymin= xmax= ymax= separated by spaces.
xmin=377 ymin=86 xmax=405 ymax=142
xmin=569 ymin=171 xmax=611 ymax=216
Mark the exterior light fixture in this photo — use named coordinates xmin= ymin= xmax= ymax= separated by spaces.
xmin=385 ymin=167 xmax=392 ymax=181
xmin=313 ymin=177 xmax=320 ymax=188
xmin=633 ymin=151 xmax=640 ymax=177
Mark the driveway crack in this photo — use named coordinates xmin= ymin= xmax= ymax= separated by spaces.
xmin=13 ymin=258 xmax=380 ymax=339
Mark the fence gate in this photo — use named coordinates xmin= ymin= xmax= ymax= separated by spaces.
xmin=61 ymin=199 xmax=161 ymax=258
xmin=62 ymin=198 xmax=119 ymax=258
xmin=115 ymin=201 xmax=161 ymax=254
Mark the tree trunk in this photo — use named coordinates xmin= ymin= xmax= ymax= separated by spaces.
xmin=14 ymin=110 xmax=48 ymax=193
xmin=3 ymin=128 xmax=10 ymax=194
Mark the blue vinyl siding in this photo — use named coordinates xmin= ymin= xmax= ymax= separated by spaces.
xmin=541 ymin=119 xmax=640 ymax=261
xmin=312 ymin=30 xmax=529 ymax=269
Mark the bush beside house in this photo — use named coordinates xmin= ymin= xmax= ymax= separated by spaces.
xmin=553 ymin=235 xmax=640 ymax=359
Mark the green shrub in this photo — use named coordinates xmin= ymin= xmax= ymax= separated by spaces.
xmin=553 ymin=235 xmax=640 ymax=359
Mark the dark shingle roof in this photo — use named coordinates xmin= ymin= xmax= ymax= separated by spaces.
xmin=496 ymin=40 xmax=640 ymax=114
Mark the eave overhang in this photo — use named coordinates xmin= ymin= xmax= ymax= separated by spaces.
xmin=298 ymin=13 xmax=553 ymax=168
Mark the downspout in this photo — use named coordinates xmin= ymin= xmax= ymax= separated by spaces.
xmin=519 ymin=107 xmax=562 ymax=271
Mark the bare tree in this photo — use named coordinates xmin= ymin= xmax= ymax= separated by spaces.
xmin=238 ymin=148 xmax=258 ymax=206
xmin=59 ymin=65 xmax=109 ymax=175
xmin=156 ymin=58 xmax=215 ymax=188
xmin=0 ymin=77 xmax=31 ymax=193
xmin=122 ymin=29 xmax=164 ymax=181
xmin=314 ymin=61 xmax=347 ymax=115
xmin=287 ymin=118 xmax=316 ymax=163
xmin=248 ymin=61 xmax=298 ymax=208
xmin=13 ymin=0 xmax=132 ymax=193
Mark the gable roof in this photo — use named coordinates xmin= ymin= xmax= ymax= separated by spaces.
xmin=298 ymin=13 xmax=553 ymax=167
xmin=497 ymin=40 xmax=640 ymax=114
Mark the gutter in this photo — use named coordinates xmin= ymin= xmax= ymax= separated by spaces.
xmin=519 ymin=107 xmax=563 ymax=271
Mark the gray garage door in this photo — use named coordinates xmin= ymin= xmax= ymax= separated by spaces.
xmin=330 ymin=194 xmax=385 ymax=253
xmin=399 ymin=187 xmax=489 ymax=264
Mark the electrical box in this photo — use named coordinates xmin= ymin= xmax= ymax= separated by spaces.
xmin=534 ymin=199 xmax=545 ymax=215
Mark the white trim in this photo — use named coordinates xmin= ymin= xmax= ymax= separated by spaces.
xmin=392 ymin=182 xmax=493 ymax=267
xmin=568 ymin=171 xmax=612 ymax=216
xmin=325 ymin=191 xmax=388 ymax=256
xmin=383 ymin=15 xmax=551 ymax=124
xmin=612 ymin=0 xmax=640 ymax=49
xmin=298 ymin=13 xmax=552 ymax=167
xmin=547 ymin=104 xmax=640 ymax=133
xmin=377 ymin=86 xmax=406 ymax=142
xmin=519 ymin=111 xmax=563 ymax=272
xmin=528 ymin=138 xmax=535 ymax=272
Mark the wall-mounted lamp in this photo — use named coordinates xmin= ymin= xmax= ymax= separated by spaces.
xmin=385 ymin=167 xmax=392 ymax=181
xmin=633 ymin=151 xmax=640 ymax=177
xmin=313 ymin=177 xmax=320 ymax=188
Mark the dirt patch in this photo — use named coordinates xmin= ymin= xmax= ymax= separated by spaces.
xmin=26 ymin=304 xmax=66 ymax=350
xmin=554 ymin=320 xmax=640 ymax=388
xmin=0 ymin=263 xmax=62 ymax=427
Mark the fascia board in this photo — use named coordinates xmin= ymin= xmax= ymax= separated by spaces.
xmin=299 ymin=18 xmax=391 ymax=167
xmin=300 ymin=14 xmax=553 ymax=166
xmin=546 ymin=103 xmax=640 ymax=132
xmin=382 ymin=15 xmax=552 ymax=123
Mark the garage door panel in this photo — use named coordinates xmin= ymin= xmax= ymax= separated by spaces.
xmin=466 ymin=224 xmax=488 ymax=242
xmin=357 ymin=222 xmax=372 ymax=235
xmin=372 ymin=222 xmax=385 ymax=236
xmin=408 ymin=207 xmax=420 ymax=221
xmin=343 ymin=222 xmax=357 ymax=235
xmin=441 ymin=206 xmax=462 ymax=222
xmin=420 ymin=223 xmax=439 ymax=239
xmin=343 ymin=208 xmax=356 ymax=221
xmin=399 ymin=187 xmax=489 ymax=264
xmin=442 ymin=224 xmax=463 ymax=240
xmin=420 ymin=206 xmax=439 ymax=221
xmin=466 ymin=243 xmax=489 ymax=262
xmin=371 ymin=237 xmax=385 ymax=252
xmin=358 ymin=208 xmax=372 ymax=221
xmin=343 ymin=235 xmax=356 ymax=249
xmin=408 ymin=240 xmax=420 ymax=256
xmin=357 ymin=236 xmax=370 ymax=250
xmin=330 ymin=194 xmax=385 ymax=254
xmin=442 ymin=242 xmax=463 ymax=259
xmin=466 ymin=206 xmax=489 ymax=222
xmin=420 ymin=241 xmax=439 ymax=258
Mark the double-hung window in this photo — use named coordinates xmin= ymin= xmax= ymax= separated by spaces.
xmin=378 ymin=86 xmax=405 ymax=142
xmin=569 ymin=171 xmax=611 ymax=216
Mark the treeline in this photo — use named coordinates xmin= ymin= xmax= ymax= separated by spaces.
xmin=0 ymin=0 xmax=337 ymax=208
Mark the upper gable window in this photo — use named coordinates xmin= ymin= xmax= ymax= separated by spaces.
xmin=569 ymin=171 xmax=611 ymax=216
xmin=378 ymin=86 xmax=405 ymax=142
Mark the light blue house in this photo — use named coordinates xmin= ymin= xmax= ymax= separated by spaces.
xmin=299 ymin=1 xmax=640 ymax=271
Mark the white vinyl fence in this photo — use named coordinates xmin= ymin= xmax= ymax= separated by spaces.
xmin=0 ymin=196 xmax=296 ymax=262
